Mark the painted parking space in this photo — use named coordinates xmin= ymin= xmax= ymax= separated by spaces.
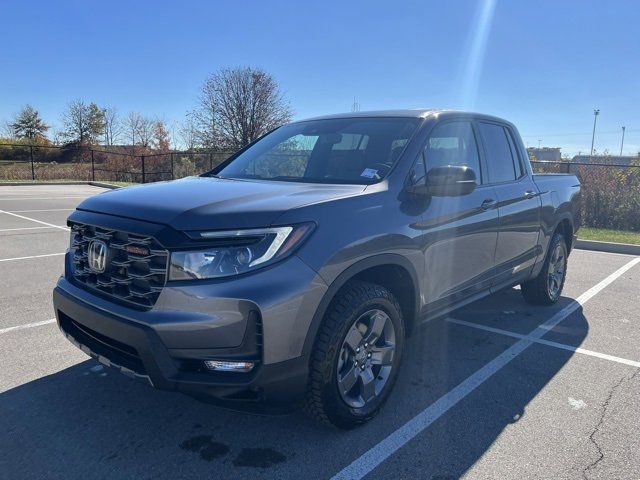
xmin=0 ymin=184 xmax=638 ymax=480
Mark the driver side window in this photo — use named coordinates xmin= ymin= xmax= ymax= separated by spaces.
xmin=424 ymin=121 xmax=482 ymax=183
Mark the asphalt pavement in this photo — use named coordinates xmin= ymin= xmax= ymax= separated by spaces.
xmin=1 ymin=184 xmax=638 ymax=480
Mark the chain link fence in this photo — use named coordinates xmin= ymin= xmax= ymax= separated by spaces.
xmin=0 ymin=142 xmax=234 ymax=183
xmin=1 ymin=143 xmax=638 ymax=232
xmin=531 ymin=160 xmax=640 ymax=232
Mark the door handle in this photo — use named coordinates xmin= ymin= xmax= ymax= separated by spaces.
xmin=524 ymin=190 xmax=537 ymax=199
xmin=480 ymin=198 xmax=497 ymax=210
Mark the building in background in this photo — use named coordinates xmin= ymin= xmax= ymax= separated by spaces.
xmin=527 ymin=147 xmax=562 ymax=161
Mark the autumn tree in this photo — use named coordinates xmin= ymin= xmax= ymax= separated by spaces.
xmin=152 ymin=120 xmax=170 ymax=151
xmin=195 ymin=66 xmax=292 ymax=150
xmin=9 ymin=105 xmax=49 ymax=140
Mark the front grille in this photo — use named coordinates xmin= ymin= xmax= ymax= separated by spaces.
xmin=69 ymin=222 xmax=168 ymax=309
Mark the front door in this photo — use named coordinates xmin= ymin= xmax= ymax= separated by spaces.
xmin=419 ymin=120 xmax=499 ymax=310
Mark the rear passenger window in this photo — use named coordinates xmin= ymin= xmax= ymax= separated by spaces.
xmin=478 ymin=123 xmax=517 ymax=183
xmin=505 ymin=129 xmax=524 ymax=178
xmin=424 ymin=121 xmax=482 ymax=182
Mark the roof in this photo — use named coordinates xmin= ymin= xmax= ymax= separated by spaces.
xmin=294 ymin=109 xmax=512 ymax=126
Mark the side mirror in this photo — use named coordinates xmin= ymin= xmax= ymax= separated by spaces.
xmin=426 ymin=165 xmax=477 ymax=196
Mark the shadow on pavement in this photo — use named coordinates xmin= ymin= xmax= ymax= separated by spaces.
xmin=1 ymin=288 xmax=587 ymax=480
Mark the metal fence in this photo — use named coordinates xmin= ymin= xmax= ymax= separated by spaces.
xmin=2 ymin=143 xmax=639 ymax=231
xmin=0 ymin=142 xmax=234 ymax=183
xmin=531 ymin=160 xmax=640 ymax=232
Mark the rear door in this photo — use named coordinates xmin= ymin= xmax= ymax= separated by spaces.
xmin=420 ymin=120 xmax=499 ymax=309
xmin=476 ymin=121 xmax=541 ymax=287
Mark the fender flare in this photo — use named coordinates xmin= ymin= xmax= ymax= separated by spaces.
xmin=301 ymin=253 xmax=420 ymax=358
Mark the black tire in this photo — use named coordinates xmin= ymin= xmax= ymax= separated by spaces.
xmin=304 ymin=281 xmax=405 ymax=429
xmin=521 ymin=232 xmax=568 ymax=305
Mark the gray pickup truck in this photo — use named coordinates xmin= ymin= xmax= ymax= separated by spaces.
xmin=53 ymin=110 xmax=581 ymax=428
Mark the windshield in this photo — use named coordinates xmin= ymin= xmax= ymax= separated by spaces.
xmin=211 ymin=117 xmax=420 ymax=185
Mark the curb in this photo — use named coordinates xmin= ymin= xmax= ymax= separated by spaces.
xmin=88 ymin=181 xmax=120 ymax=189
xmin=575 ymin=239 xmax=640 ymax=256
xmin=0 ymin=181 xmax=121 ymax=189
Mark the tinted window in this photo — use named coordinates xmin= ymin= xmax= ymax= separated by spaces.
xmin=408 ymin=152 xmax=427 ymax=186
xmin=424 ymin=121 xmax=481 ymax=181
xmin=215 ymin=117 xmax=419 ymax=185
xmin=505 ymin=128 xmax=524 ymax=178
xmin=478 ymin=123 xmax=517 ymax=183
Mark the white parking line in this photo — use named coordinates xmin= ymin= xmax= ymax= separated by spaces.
xmin=0 ymin=252 xmax=65 ymax=263
xmin=0 ymin=319 xmax=56 ymax=335
xmin=0 ymin=209 xmax=69 ymax=231
xmin=8 ymin=208 xmax=74 ymax=213
xmin=447 ymin=318 xmax=640 ymax=368
xmin=331 ymin=257 xmax=640 ymax=480
xmin=0 ymin=226 xmax=56 ymax=233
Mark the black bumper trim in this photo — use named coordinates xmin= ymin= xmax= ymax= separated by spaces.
xmin=53 ymin=284 xmax=309 ymax=408
xmin=61 ymin=329 xmax=154 ymax=387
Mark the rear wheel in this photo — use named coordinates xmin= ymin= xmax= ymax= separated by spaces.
xmin=521 ymin=232 xmax=568 ymax=305
xmin=304 ymin=281 xmax=405 ymax=428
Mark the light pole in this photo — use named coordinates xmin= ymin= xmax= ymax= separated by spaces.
xmin=620 ymin=126 xmax=626 ymax=158
xmin=590 ymin=108 xmax=600 ymax=160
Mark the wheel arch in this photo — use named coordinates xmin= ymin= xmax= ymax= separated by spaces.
xmin=301 ymin=254 xmax=420 ymax=358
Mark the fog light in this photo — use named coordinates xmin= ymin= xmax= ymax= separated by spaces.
xmin=203 ymin=360 xmax=255 ymax=372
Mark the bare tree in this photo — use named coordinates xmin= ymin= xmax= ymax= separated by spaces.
xmin=9 ymin=105 xmax=49 ymax=140
xmin=179 ymin=113 xmax=199 ymax=150
xmin=195 ymin=66 xmax=292 ymax=150
xmin=61 ymin=100 xmax=104 ymax=144
xmin=123 ymin=111 xmax=142 ymax=151
xmin=0 ymin=120 xmax=12 ymax=137
xmin=61 ymin=100 xmax=90 ymax=143
xmin=103 ymin=107 xmax=122 ymax=145
xmin=137 ymin=116 xmax=154 ymax=148
xmin=193 ymin=86 xmax=218 ymax=149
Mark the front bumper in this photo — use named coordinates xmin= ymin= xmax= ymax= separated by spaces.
xmin=53 ymin=252 xmax=327 ymax=408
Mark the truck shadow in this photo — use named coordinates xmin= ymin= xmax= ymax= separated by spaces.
xmin=1 ymin=288 xmax=587 ymax=479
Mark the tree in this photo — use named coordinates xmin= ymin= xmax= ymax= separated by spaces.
xmin=103 ymin=106 xmax=122 ymax=145
xmin=194 ymin=66 xmax=292 ymax=150
xmin=88 ymin=103 xmax=106 ymax=143
xmin=61 ymin=100 xmax=105 ymax=144
xmin=123 ymin=111 xmax=142 ymax=148
xmin=179 ymin=113 xmax=199 ymax=150
xmin=152 ymin=120 xmax=170 ymax=151
xmin=123 ymin=112 xmax=155 ymax=151
xmin=9 ymin=105 xmax=49 ymax=140
xmin=136 ymin=116 xmax=153 ymax=148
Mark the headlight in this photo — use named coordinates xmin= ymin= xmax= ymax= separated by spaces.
xmin=169 ymin=223 xmax=315 ymax=281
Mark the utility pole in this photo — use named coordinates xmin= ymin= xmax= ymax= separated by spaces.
xmin=590 ymin=108 xmax=600 ymax=160
xmin=538 ymin=139 xmax=541 ymax=148
xmin=351 ymin=97 xmax=360 ymax=112
xmin=620 ymin=126 xmax=626 ymax=157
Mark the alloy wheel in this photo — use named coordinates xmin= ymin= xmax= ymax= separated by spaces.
xmin=547 ymin=242 xmax=566 ymax=300
xmin=336 ymin=309 xmax=396 ymax=408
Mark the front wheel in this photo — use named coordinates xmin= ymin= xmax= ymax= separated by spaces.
xmin=304 ymin=281 xmax=405 ymax=428
xmin=521 ymin=232 xmax=568 ymax=305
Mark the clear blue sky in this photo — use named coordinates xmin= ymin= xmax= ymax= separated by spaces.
xmin=2 ymin=0 xmax=639 ymax=155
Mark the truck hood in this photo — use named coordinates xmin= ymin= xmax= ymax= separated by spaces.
xmin=77 ymin=176 xmax=366 ymax=230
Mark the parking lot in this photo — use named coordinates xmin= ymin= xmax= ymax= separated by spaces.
xmin=1 ymin=184 xmax=639 ymax=480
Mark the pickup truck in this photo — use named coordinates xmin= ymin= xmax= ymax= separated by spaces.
xmin=53 ymin=110 xmax=581 ymax=428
